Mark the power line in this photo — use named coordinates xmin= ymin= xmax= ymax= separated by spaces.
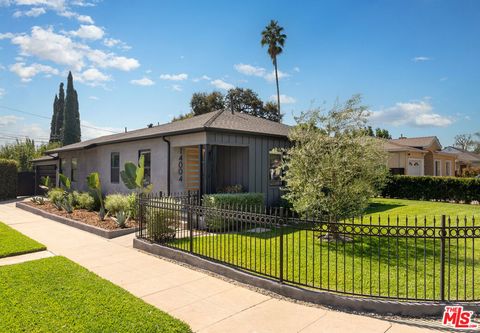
xmin=0 ymin=105 xmax=121 ymax=134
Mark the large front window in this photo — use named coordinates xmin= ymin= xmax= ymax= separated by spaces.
xmin=434 ymin=160 xmax=441 ymax=176
xmin=111 ymin=152 xmax=120 ymax=183
xmin=71 ymin=158 xmax=78 ymax=182
xmin=269 ymin=150 xmax=282 ymax=186
xmin=445 ymin=161 xmax=451 ymax=176
xmin=139 ymin=149 xmax=151 ymax=184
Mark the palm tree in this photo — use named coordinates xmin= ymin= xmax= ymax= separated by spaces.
xmin=261 ymin=20 xmax=286 ymax=118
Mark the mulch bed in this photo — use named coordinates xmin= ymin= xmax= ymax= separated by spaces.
xmin=25 ymin=202 xmax=137 ymax=230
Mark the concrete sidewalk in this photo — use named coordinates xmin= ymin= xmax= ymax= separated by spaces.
xmin=0 ymin=201 xmax=440 ymax=332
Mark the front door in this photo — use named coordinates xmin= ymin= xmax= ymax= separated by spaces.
xmin=407 ymin=158 xmax=423 ymax=176
xmin=184 ymin=147 xmax=200 ymax=192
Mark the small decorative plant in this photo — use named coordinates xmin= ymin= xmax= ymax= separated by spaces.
xmin=120 ymin=155 xmax=153 ymax=195
xmin=87 ymin=172 xmax=106 ymax=220
xmin=112 ymin=210 xmax=130 ymax=228
xmin=30 ymin=196 xmax=45 ymax=205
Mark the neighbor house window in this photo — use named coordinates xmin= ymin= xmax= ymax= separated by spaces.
xmin=71 ymin=158 xmax=78 ymax=182
xmin=445 ymin=161 xmax=451 ymax=176
xmin=111 ymin=152 xmax=120 ymax=183
xmin=269 ymin=150 xmax=282 ymax=186
xmin=138 ymin=149 xmax=151 ymax=184
xmin=434 ymin=160 xmax=441 ymax=176
xmin=60 ymin=159 xmax=66 ymax=174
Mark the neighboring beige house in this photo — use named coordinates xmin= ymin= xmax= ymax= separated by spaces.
xmin=384 ymin=136 xmax=457 ymax=177
xmin=441 ymin=146 xmax=480 ymax=175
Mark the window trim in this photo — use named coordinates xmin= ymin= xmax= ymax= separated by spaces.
xmin=111 ymin=152 xmax=120 ymax=184
xmin=434 ymin=159 xmax=441 ymax=176
xmin=445 ymin=160 xmax=452 ymax=177
xmin=71 ymin=157 xmax=78 ymax=182
xmin=138 ymin=149 xmax=151 ymax=184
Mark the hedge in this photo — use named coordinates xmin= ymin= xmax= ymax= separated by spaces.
xmin=381 ymin=175 xmax=480 ymax=203
xmin=203 ymin=193 xmax=265 ymax=231
xmin=0 ymin=159 xmax=18 ymax=201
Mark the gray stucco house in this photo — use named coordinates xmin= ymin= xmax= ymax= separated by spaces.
xmin=46 ymin=110 xmax=291 ymax=206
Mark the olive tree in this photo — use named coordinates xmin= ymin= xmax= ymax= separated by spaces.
xmin=282 ymin=95 xmax=389 ymax=237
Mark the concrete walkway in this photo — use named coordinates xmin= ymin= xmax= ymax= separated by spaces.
xmin=0 ymin=201 xmax=441 ymax=332
xmin=0 ymin=250 xmax=55 ymax=266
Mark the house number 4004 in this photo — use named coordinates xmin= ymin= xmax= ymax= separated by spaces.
xmin=178 ymin=154 xmax=183 ymax=182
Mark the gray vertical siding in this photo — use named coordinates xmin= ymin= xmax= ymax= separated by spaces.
xmin=206 ymin=131 xmax=290 ymax=206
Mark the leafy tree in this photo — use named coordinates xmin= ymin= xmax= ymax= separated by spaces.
xmin=49 ymin=83 xmax=65 ymax=143
xmin=262 ymin=101 xmax=282 ymax=122
xmin=190 ymin=91 xmax=225 ymax=116
xmin=225 ymin=88 xmax=263 ymax=116
xmin=283 ymin=95 xmax=389 ymax=238
xmin=50 ymin=94 xmax=59 ymax=143
xmin=375 ymin=127 xmax=392 ymax=139
xmin=0 ymin=139 xmax=59 ymax=171
xmin=63 ymin=72 xmax=81 ymax=145
xmin=454 ymin=134 xmax=474 ymax=151
xmin=261 ymin=20 xmax=286 ymax=118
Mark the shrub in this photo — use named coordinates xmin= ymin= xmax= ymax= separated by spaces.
xmin=145 ymin=198 xmax=178 ymax=241
xmin=0 ymin=159 xmax=18 ymax=201
xmin=203 ymin=193 xmax=264 ymax=231
xmin=105 ymin=194 xmax=130 ymax=215
xmin=381 ymin=175 xmax=480 ymax=203
xmin=73 ymin=192 xmax=95 ymax=211
xmin=127 ymin=193 xmax=138 ymax=220
xmin=47 ymin=188 xmax=65 ymax=205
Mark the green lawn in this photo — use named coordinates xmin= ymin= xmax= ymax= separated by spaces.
xmin=0 ymin=256 xmax=191 ymax=333
xmin=0 ymin=222 xmax=46 ymax=258
xmin=169 ymin=199 xmax=480 ymax=301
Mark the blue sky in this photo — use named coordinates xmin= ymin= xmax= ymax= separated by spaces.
xmin=0 ymin=0 xmax=479 ymax=146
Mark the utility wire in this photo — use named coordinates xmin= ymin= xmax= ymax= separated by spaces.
xmin=0 ymin=105 xmax=121 ymax=134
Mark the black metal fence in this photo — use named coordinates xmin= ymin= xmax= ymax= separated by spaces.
xmin=137 ymin=192 xmax=480 ymax=302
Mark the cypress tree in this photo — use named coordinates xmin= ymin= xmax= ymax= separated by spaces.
xmin=56 ymin=82 xmax=65 ymax=143
xmin=63 ymin=72 xmax=81 ymax=145
xmin=49 ymin=94 xmax=58 ymax=143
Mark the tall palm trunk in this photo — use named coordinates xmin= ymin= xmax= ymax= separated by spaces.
xmin=274 ymin=56 xmax=281 ymax=117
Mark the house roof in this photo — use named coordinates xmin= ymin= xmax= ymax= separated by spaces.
xmin=48 ymin=110 xmax=291 ymax=153
xmin=383 ymin=140 xmax=425 ymax=153
xmin=31 ymin=154 xmax=58 ymax=162
xmin=442 ymin=146 xmax=480 ymax=163
xmin=389 ymin=136 xmax=440 ymax=149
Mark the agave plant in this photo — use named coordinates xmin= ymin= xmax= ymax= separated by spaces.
xmin=30 ymin=196 xmax=45 ymax=205
xmin=113 ymin=210 xmax=130 ymax=228
xmin=120 ymin=155 xmax=153 ymax=196
xmin=87 ymin=172 xmax=106 ymax=220
xmin=61 ymin=196 xmax=74 ymax=214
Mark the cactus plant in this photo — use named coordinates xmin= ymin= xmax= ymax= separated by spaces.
xmin=86 ymin=172 xmax=106 ymax=220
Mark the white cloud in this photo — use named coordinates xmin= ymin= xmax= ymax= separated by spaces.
xmin=293 ymin=66 xmax=300 ymax=72
xmin=13 ymin=6 xmax=46 ymax=17
xmin=15 ymin=0 xmax=65 ymax=10
xmin=270 ymin=94 xmax=296 ymax=104
xmin=171 ymin=84 xmax=182 ymax=91
xmin=0 ymin=115 xmax=22 ymax=126
xmin=210 ymin=79 xmax=234 ymax=90
xmin=234 ymin=63 xmax=266 ymax=77
xmin=86 ymin=49 xmax=139 ymax=71
xmin=159 ymin=73 xmax=188 ymax=81
xmin=88 ymin=95 xmax=99 ymax=100
xmin=74 ymin=67 xmax=110 ymax=86
xmin=69 ymin=24 xmax=104 ymax=40
xmin=0 ymin=32 xmax=16 ymax=39
xmin=81 ymin=120 xmax=122 ymax=140
xmin=234 ymin=63 xmax=289 ymax=82
xmin=0 ymin=88 xmax=5 ymax=98
xmin=192 ymin=74 xmax=211 ymax=82
xmin=9 ymin=62 xmax=59 ymax=82
xmin=103 ymin=37 xmax=131 ymax=50
xmin=130 ymin=77 xmax=155 ymax=86
xmin=11 ymin=26 xmax=86 ymax=71
xmin=76 ymin=14 xmax=93 ymax=24
xmin=412 ymin=56 xmax=431 ymax=62
xmin=370 ymin=100 xmax=453 ymax=128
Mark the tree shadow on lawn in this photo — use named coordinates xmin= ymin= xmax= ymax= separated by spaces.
xmin=365 ymin=202 xmax=406 ymax=215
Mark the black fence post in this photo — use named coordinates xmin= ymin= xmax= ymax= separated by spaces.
xmin=440 ymin=214 xmax=446 ymax=302
xmin=279 ymin=207 xmax=284 ymax=283
xmin=188 ymin=191 xmax=193 ymax=253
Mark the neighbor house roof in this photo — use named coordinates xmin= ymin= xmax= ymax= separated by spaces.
xmin=442 ymin=146 xmax=480 ymax=163
xmin=48 ymin=110 xmax=291 ymax=153
xmin=31 ymin=154 xmax=58 ymax=162
xmin=383 ymin=140 xmax=425 ymax=153
xmin=389 ymin=136 xmax=440 ymax=149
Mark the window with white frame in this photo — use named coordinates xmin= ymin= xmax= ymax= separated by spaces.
xmin=445 ymin=161 xmax=451 ymax=177
xmin=434 ymin=160 xmax=441 ymax=176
